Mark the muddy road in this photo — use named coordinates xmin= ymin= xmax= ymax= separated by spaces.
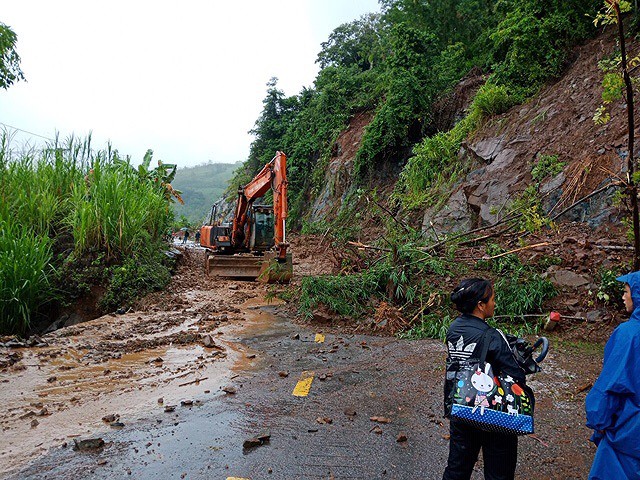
xmin=1 ymin=241 xmax=600 ymax=479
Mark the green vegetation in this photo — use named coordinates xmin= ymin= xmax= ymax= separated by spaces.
xmin=531 ymin=154 xmax=566 ymax=182
xmin=171 ymin=162 xmax=239 ymax=225
xmin=0 ymin=135 xmax=175 ymax=334
xmin=394 ymin=82 xmax=517 ymax=210
xmin=98 ymin=251 xmax=173 ymax=312
xmin=480 ymin=242 xmax=556 ymax=322
xmin=299 ymin=266 xmax=388 ymax=320
xmin=595 ymin=268 xmax=624 ymax=304
xmin=230 ymin=0 xmax=600 ymax=226
xmin=0 ymin=219 xmax=54 ymax=334
xmin=0 ymin=22 xmax=25 ymax=89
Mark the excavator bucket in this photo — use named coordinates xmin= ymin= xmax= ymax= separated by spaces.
xmin=257 ymin=252 xmax=293 ymax=284
xmin=205 ymin=252 xmax=292 ymax=283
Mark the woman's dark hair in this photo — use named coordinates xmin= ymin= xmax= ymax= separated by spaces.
xmin=450 ymin=278 xmax=494 ymax=314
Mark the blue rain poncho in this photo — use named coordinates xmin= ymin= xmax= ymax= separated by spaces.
xmin=585 ymin=271 xmax=640 ymax=479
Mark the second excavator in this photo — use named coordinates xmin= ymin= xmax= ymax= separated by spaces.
xmin=199 ymin=151 xmax=292 ymax=283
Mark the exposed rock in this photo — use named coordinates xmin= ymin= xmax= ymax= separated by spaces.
xmin=423 ymin=189 xmax=473 ymax=237
xmin=102 ymin=414 xmax=118 ymax=423
xmin=586 ymin=310 xmax=604 ymax=323
xmin=202 ymin=335 xmax=217 ymax=348
xmin=551 ymin=270 xmax=590 ymax=287
xmin=370 ymin=416 xmax=391 ymax=424
xmin=73 ymin=438 xmax=105 ymax=451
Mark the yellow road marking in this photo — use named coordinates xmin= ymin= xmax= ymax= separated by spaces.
xmin=315 ymin=333 xmax=325 ymax=343
xmin=227 ymin=477 xmax=250 ymax=480
xmin=293 ymin=371 xmax=314 ymax=397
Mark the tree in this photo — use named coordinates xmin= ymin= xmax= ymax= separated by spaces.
xmin=316 ymin=13 xmax=384 ymax=71
xmin=0 ymin=23 xmax=25 ymax=89
xmin=594 ymin=0 xmax=640 ymax=270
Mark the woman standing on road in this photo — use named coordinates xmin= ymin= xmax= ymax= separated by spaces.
xmin=586 ymin=272 xmax=640 ymax=479
xmin=442 ymin=278 xmax=526 ymax=480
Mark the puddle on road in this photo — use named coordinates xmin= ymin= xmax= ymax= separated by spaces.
xmin=0 ymin=294 xmax=284 ymax=476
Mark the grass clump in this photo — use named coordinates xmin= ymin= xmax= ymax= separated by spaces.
xmin=478 ymin=242 xmax=556 ymax=335
xmin=298 ymin=267 xmax=387 ymax=320
xmin=531 ymin=154 xmax=565 ymax=182
xmin=99 ymin=251 xmax=172 ymax=312
xmin=400 ymin=312 xmax=454 ymax=342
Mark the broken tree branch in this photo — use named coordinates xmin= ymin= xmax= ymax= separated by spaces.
xmin=423 ymin=214 xmax=522 ymax=251
xmin=367 ymin=195 xmax=411 ymax=234
xmin=347 ymin=241 xmax=391 ymax=252
xmin=481 ymin=242 xmax=551 ymax=260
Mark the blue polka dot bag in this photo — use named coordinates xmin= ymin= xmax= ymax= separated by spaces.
xmin=446 ymin=332 xmax=535 ymax=436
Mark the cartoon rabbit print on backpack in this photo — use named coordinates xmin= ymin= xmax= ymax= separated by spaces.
xmin=471 ymin=363 xmax=494 ymax=415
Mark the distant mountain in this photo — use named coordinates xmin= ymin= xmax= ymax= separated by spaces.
xmin=171 ymin=162 xmax=239 ymax=225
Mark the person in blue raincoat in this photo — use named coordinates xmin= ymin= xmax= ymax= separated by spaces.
xmin=586 ymin=271 xmax=640 ymax=479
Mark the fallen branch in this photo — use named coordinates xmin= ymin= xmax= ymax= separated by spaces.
xmin=178 ymin=377 xmax=208 ymax=387
xmin=367 ymin=196 xmax=411 ymax=233
xmin=528 ymin=434 xmax=549 ymax=447
xmin=347 ymin=241 xmax=391 ymax=252
xmin=457 ymin=223 xmax=520 ymax=247
xmin=481 ymin=242 xmax=550 ymax=261
xmin=595 ymin=244 xmax=633 ymax=251
xmin=424 ymin=214 xmax=522 ymax=251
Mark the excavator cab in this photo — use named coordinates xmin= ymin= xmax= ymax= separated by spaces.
xmin=248 ymin=205 xmax=274 ymax=252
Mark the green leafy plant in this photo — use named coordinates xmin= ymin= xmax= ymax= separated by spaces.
xmin=399 ymin=312 xmax=453 ymax=341
xmin=596 ymin=268 xmax=623 ymax=304
xmin=0 ymin=134 xmax=175 ymax=334
xmin=99 ymin=251 xmax=172 ymax=312
xmin=531 ymin=154 xmax=566 ymax=182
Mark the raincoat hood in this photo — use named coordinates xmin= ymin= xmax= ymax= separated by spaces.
xmin=616 ymin=272 xmax=640 ymax=322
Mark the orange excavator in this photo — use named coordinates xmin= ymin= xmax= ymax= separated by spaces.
xmin=200 ymin=151 xmax=292 ymax=283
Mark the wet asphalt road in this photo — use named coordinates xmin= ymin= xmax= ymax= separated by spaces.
xmin=7 ymin=307 xmax=454 ymax=480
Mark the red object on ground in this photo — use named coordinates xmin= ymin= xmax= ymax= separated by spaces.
xmin=549 ymin=311 xmax=561 ymax=322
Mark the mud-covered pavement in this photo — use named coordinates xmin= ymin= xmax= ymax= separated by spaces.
xmin=1 ymin=239 xmax=602 ymax=479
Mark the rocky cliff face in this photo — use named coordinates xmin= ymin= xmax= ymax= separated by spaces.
xmin=312 ymin=30 xmax=632 ymax=237
xmin=424 ymin=31 xmax=627 ymax=236
xmin=309 ymin=111 xmax=374 ymax=222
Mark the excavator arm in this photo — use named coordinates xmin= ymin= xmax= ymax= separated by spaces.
xmin=231 ymin=151 xmax=288 ymax=260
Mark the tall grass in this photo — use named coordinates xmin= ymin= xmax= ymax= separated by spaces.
xmin=68 ymin=153 xmax=172 ymax=259
xmin=0 ymin=220 xmax=54 ymax=334
xmin=0 ymin=134 xmax=173 ymax=334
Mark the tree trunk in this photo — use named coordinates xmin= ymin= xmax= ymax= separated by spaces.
xmin=614 ymin=2 xmax=640 ymax=270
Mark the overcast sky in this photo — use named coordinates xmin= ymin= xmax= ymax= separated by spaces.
xmin=0 ymin=1 xmax=380 ymax=168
